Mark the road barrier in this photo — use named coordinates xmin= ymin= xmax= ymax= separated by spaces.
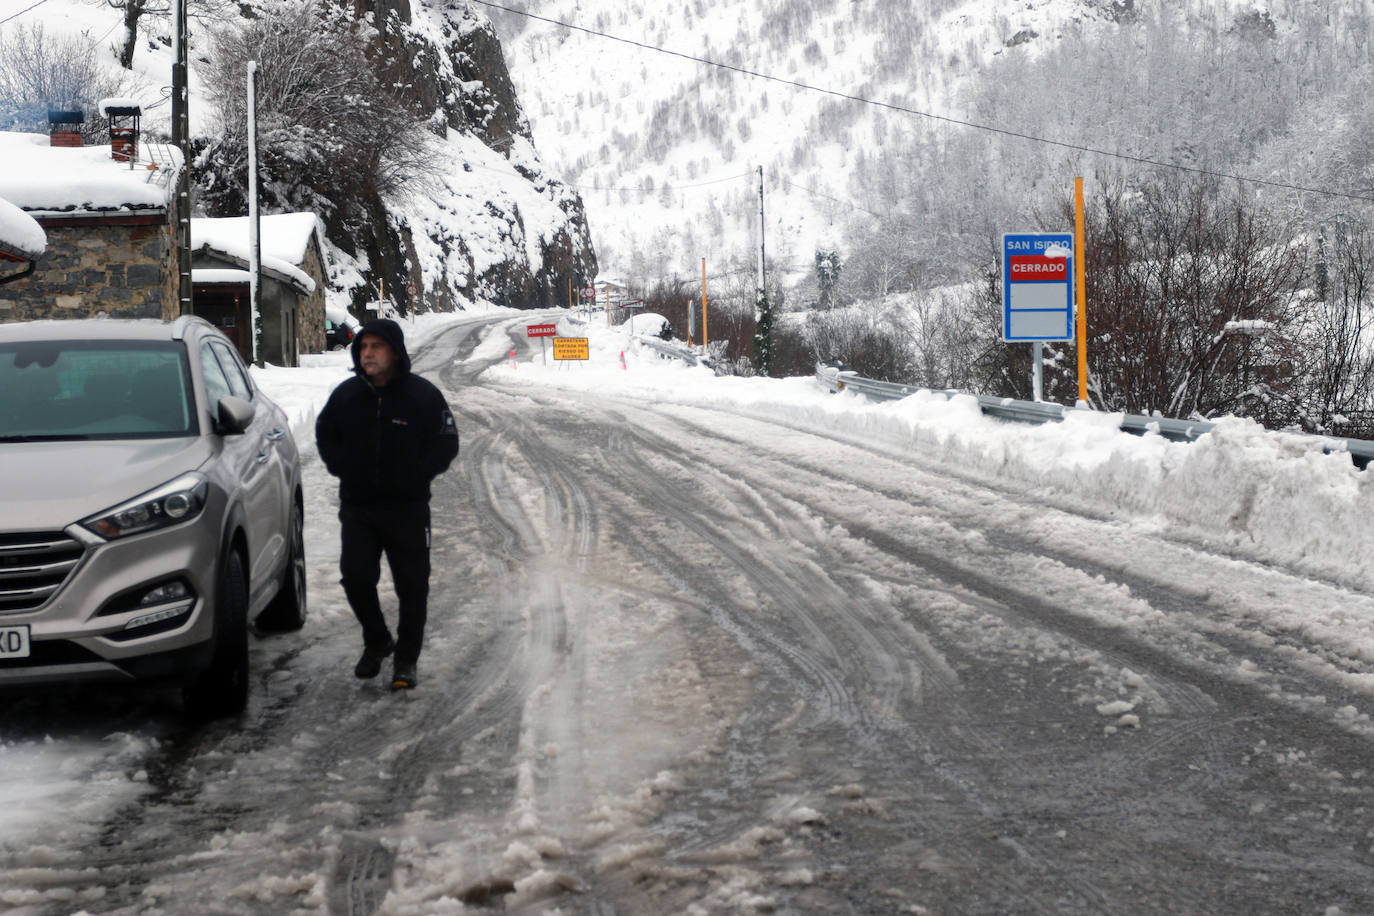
xmin=632 ymin=335 xmax=707 ymax=367
xmin=813 ymin=364 xmax=1374 ymax=469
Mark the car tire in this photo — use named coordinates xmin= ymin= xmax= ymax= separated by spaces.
xmin=183 ymin=549 xmax=250 ymax=720
xmin=254 ymin=498 xmax=307 ymax=633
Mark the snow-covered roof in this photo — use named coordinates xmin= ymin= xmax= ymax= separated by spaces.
xmin=0 ymin=196 xmax=46 ymax=260
xmin=0 ymin=131 xmax=178 ymax=214
xmin=192 ymin=213 xmax=324 ymax=282
xmin=190 ymin=213 xmax=326 ymax=296
xmin=98 ymin=98 xmax=142 ymax=116
xmin=192 ymin=268 xmax=253 ymax=285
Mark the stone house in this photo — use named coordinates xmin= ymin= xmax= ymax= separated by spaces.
xmin=0 ymin=111 xmax=182 ymax=322
xmin=191 ymin=213 xmax=330 ymax=366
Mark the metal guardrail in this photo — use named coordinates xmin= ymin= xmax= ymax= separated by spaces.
xmin=633 ymin=335 xmax=707 ymax=367
xmin=814 ymin=364 xmax=1374 ymax=469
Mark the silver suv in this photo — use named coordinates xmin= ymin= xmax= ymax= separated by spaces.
xmin=0 ymin=316 xmax=305 ymax=717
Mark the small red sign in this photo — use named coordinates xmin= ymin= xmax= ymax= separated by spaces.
xmin=1008 ymin=256 xmax=1068 ymax=281
xmin=527 ymin=323 xmax=557 ymax=338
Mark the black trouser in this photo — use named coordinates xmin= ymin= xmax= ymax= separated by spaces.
xmin=339 ymin=501 xmax=431 ymax=667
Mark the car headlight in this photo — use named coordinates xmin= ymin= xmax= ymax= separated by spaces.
xmin=81 ymin=473 xmax=209 ymax=540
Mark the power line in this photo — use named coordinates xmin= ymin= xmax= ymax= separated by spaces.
xmin=469 ymin=0 xmax=1374 ymax=206
xmin=0 ymin=0 xmax=55 ymax=27
xmin=571 ymin=171 xmax=750 ymax=193
xmin=778 ymin=177 xmax=888 ymax=222
xmin=464 ymin=152 xmax=748 ymax=195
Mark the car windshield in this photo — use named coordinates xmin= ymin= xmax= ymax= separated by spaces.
xmin=0 ymin=339 xmax=195 ymax=441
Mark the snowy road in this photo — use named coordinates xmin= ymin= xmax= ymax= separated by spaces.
xmin=4 ymin=317 xmax=1374 ymax=914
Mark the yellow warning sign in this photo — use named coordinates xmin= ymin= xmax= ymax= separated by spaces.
xmin=553 ymin=337 xmax=589 ymax=360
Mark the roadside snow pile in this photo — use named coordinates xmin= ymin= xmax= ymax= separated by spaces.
xmin=252 ymin=354 xmax=352 ymax=438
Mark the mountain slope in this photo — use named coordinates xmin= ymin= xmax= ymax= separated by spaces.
xmin=491 ymin=0 xmax=1373 ymax=297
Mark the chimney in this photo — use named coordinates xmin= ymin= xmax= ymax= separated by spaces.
xmin=47 ymin=109 xmax=84 ymax=148
xmin=101 ymin=100 xmax=142 ymax=163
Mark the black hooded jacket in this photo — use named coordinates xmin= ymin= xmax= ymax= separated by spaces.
xmin=315 ymin=318 xmax=459 ymax=505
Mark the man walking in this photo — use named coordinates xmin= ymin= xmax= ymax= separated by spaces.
xmin=316 ymin=318 xmax=459 ymax=690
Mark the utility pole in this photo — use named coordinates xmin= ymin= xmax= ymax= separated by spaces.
xmin=757 ymin=165 xmax=766 ymax=302
xmin=171 ymin=0 xmax=191 ymax=316
xmin=753 ymin=165 xmax=773 ymax=375
xmin=247 ymin=61 xmax=261 ymax=366
xmin=701 ymin=257 xmax=708 ymax=349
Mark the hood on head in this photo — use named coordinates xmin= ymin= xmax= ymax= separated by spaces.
xmin=350 ymin=318 xmax=412 ymax=377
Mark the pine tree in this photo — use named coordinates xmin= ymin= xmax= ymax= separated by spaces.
xmin=815 ymin=249 xmax=843 ymax=309
xmin=753 ymin=287 xmax=774 ymax=376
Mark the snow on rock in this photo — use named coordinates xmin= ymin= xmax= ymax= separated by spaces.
xmin=395 ymin=129 xmax=576 ymax=310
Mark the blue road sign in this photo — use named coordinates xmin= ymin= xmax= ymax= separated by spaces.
xmin=1003 ymin=233 xmax=1074 ymax=342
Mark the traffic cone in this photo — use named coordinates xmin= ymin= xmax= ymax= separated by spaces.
xmin=510 ymin=349 xmax=517 ymax=370
xmin=620 ymin=350 xmax=627 ymax=370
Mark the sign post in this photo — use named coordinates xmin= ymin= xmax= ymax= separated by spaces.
xmin=1003 ymin=232 xmax=1075 ymax=402
xmin=581 ymin=285 xmax=596 ymax=326
xmin=1074 ymin=178 xmax=1089 ymax=406
xmin=527 ymin=322 xmax=556 ymax=364
xmin=553 ymin=337 xmax=589 ymax=361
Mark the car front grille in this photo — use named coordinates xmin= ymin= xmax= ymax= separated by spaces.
xmin=0 ymin=531 xmax=86 ymax=613
xmin=0 ymin=639 xmax=103 ymax=669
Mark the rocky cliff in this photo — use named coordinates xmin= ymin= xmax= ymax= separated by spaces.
xmin=332 ymin=0 xmax=596 ymax=313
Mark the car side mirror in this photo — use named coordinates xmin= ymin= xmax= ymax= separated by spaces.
xmin=215 ymin=395 xmax=256 ymax=435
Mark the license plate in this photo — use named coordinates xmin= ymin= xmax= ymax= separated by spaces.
xmin=0 ymin=625 xmax=31 ymax=659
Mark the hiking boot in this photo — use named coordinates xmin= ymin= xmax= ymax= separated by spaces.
xmin=390 ymin=661 xmax=418 ymax=691
xmin=354 ymin=636 xmax=395 ymax=679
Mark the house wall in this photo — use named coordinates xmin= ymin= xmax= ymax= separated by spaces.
xmin=0 ymin=214 xmax=177 ymax=321
xmin=257 ymin=276 xmax=296 ymax=367
xmin=298 ymin=237 xmax=327 ymax=354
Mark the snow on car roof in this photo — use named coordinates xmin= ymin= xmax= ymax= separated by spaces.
xmin=0 ymin=317 xmax=188 ymax=341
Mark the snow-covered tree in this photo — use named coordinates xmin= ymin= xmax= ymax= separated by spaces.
xmin=814 ymin=248 xmax=842 ymax=310
xmin=0 ymin=23 xmax=129 ymax=135
xmin=196 ymin=0 xmax=440 ymax=223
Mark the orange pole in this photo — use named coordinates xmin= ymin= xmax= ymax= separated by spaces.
xmin=1074 ymin=177 xmax=1089 ymax=406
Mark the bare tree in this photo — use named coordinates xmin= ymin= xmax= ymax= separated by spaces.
xmin=105 ymin=0 xmax=167 ymax=70
xmin=1296 ymin=218 xmax=1374 ymax=436
xmin=198 ymin=0 xmax=441 ymax=221
xmin=0 ymin=23 xmax=129 ymax=135
xmin=1067 ymin=176 xmax=1308 ymax=421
